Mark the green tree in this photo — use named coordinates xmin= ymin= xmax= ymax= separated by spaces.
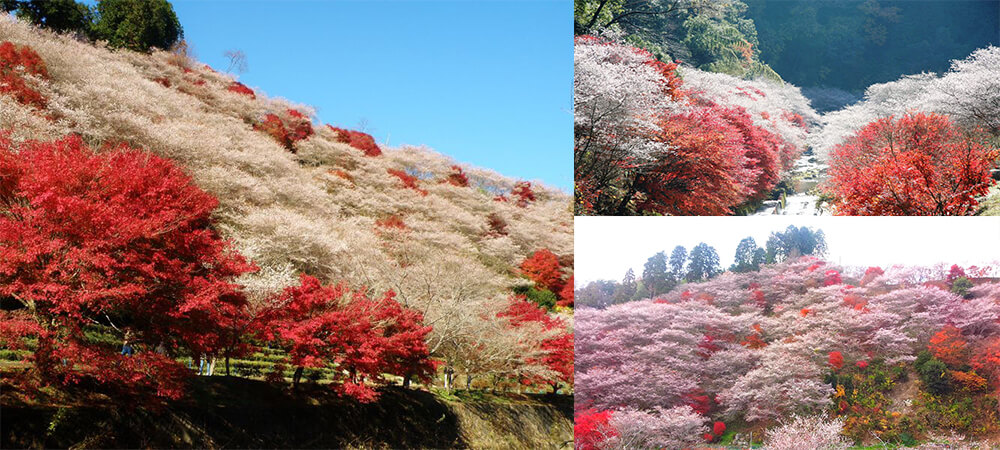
xmin=731 ymin=236 xmax=763 ymax=272
xmin=6 ymin=0 xmax=92 ymax=35
xmin=950 ymin=276 xmax=974 ymax=299
xmin=687 ymin=242 xmax=720 ymax=282
xmin=92 ymin=0 xmax=182 ymax=52
xmin=612 ymin=268 xmax=638 ymax=304
xmin=642 ymin=251 xmax=673 ymax=298
xmin=765 ymin=225 xmax=827 ymax=263
xmin=668 ymin=245 xmax=688 ymax=281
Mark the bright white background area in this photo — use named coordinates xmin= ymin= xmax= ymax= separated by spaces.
xmin=576 ymin=217 xmax=1000 ymax=285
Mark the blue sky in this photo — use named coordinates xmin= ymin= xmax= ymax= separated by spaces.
xmin=169 ymin=0 xmax=572 ymax=191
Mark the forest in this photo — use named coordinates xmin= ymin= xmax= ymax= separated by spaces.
xmin=574 ymin=0 xmax=1000 ymax=216
xmin=575 ymin=253 xmax=1000 ymax=448
xmin=0 ymin=2 xmax=574 ymax=446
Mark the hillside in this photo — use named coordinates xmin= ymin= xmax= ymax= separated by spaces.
xmin=0 ymin=14 xmax=573 ymax=394
xmin=576 ymin=257 xmax=1000 ymax=448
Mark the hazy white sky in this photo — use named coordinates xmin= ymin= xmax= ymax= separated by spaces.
xmin=576 ymin=217 xmax=1000 ymax=284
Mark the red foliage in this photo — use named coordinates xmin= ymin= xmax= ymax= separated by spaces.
xmin=255 ymin=113 xmax=292 ymax=150
xmin=635 ymin=106 xmax=754 ymax=215
xmin=741 ymin=324 xmax=767 ymax=349
xmin=856 ymin=360 xmax=869 ymax=369
xmin=0 ymin=134 xmax=255 ymax=400
xmin=575 ymin=409 xmax=616 ymax=450
xmin=557 ymin=276 xmax=574 ymax=308
xmin=824 ymin=270 xmax=842 ymax=286
xmin=865 ymin=266 xmax=884 ymax=277
xmin=0 ymin=41 xmax=49 ymax=109
xmin=375 ymin=214 xmax=407 ymax=231
xmin=445 ymin=165 xmax=469 ymax=187
xmin=257 ymin=274 xmax=436 ymax=402
xmin=827 ymin=112 xmax=998 ymax=215
xmin=493 ymin=194 xmax=509 ymax=203
xmin=285 ymin=109 xmax=314 ymax=143
xmin=750 ymin=289 xmax=766 ymax=308
xmin=254 ymin=112 xmax=312 ymax=152
xmin=152 ymin=77 xmax=171 ymax=88
xmin=227 ymin=81 xmax=256 ymax=99
xmin=326 ymin=125 xmax=382 ymax=157
xmin=511 ymin=181 xmax=535 ymax=207
xmin=829 ymin=351 xmax=844 ymax=370
xmin=328 ymin=168 xmax=354 ymax=182
xmin=716 ymin=105 xmax=784 ymax=199
xmin=499 ymin=298 xmax=574 ymax=388
xmin=929 ymin=325 xmax=968 ymax=367
xmin=800 ymin=308 xmax=812 ymax=317
xmin=970 ymin=337 xmax=1000 ymax=385
xmin=950 ymin=370 xmax=988 ymax=392
xmin=520 ymin=249 xmax=564 ymax=294
xmin=387 ymin=168 xmax=428 ymax=196
xmin=947 ymin=264 xmax=967 ymax=283
xmin=713 ymin=421 xmax=726 ymax=436
xmin=645 ymin=59 xmax=684 ymax=101
xmin=485 ymin=213 xmax=508 ymax=237
xmin=843 ymin=293 xmax=868 ymax=311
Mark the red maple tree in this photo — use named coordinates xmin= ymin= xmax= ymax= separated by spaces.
xmin=0 ymin=41 xmax=49 ymax=110
xmin=520 ymin=249 xmax=565 ymax=294
xmin=0 ymin=134 xmax=255 ymax=400
xmin=827 ymin=112 xmax=998 ymax=215
xmin=929 ymin=325 xmax=968 ymax=367
xmin=327 ymin=125 xmax=382 ymax=157
xmin=255 ymin=274 xmax=436 ymax=402
xmin=498 ymin=298 xmax=573 ymax=392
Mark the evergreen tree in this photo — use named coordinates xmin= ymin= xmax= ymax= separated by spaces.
xmin=613 ymin=268 xmax=638 ymax=304
xmin=731 ymin=237 xmax=762 ymax=272
xmin=642 ymin=251 xmax=673 ymax=298
xmin=669 ymin=245 xmax=688 ymax=281
xmin=687 ymin=242 xmax=721 ymax=282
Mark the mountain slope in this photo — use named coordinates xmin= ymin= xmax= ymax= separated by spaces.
xmin=0 ymin=16 xmax=572 ymax=379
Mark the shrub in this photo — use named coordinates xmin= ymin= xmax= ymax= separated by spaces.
xmin=574 ymin=409 xmax=615 ymax=450
xmin=511 ymin=181 xmax=535 ymax=207
xmin=918 ymin=358 xmax=951 ymax=394
xmin=387 ymin=168 xmax=427 ymax=196
xmin=327 ymin=125 xmax=381 ymax=157
xmin=375 ymin=214 xmax=407 ymax=231
xmin=227 ymin=81 xmax=255 ymax=99
xmin=445 ymin=165 xmax=469 ymax=187
xmin=929 ymin=325 xmax=968 ymax=367
xmin=485 ymin=213 xmax=508 ymax=237
xmin=284 ymin=109 xmax=314 ymax=143
xmin=92 ymin=0 xmax=183 ymax=52
xmin=254 ymin=113 xmax=291 ymax=150
xmin=0 ymin=41 xmax=49 ymax=110
xmin=950 ymin=276 xmax=974 ymax=298
xmin=513 ymin=285 xmax=557 ymax=310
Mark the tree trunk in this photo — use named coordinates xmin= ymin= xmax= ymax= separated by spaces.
xmin=225 ymin=355 xmax=230 ymax=376
xmin=292 ymin=366 xmax=304 ymax=390
xmin=402 ymin=373 xmax=411 ymax=388
xmin=466 ymin=373 xmax=473 ymax=390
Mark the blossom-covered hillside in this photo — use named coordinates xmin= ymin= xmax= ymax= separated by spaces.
xmin=576 ymin=258 xmax=1000 ymax=448
xmin=0 ymin=16 xmax=572 ymax=394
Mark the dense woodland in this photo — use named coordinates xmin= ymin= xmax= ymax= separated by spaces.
xmin=575 ymin=0 xmax=1000 ymax=216
xmin=0 ymin=1 xmax=573 ymax=416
